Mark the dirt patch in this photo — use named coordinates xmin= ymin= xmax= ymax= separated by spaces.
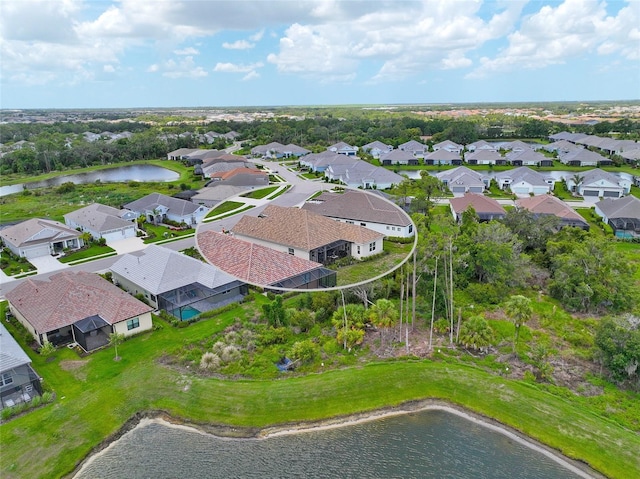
xmin=59 ymin=360 xmax=88 ymax=371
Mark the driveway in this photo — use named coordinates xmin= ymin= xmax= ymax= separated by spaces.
xmin=108 ymin=237 xmax=147 ymax=255
xmin=28 ymin=255 xmax=69 ymax=274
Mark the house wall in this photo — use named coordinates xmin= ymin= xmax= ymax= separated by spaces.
xmin=351 ymin=237 xmax=383 ymax=260
xmin=16 ymin=243 xmax=52 ymax=259
xmin=8 ymin=305 xmax=40 ymax=344
xmin=112 ymin=311 xmax=153 ymax=338
xmin=110 ymin=273 xmax=158 ymax=308
xmin=332 ymin=218 xmax=413 ymax=238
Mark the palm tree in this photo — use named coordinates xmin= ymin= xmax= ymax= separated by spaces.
xmin=369 ymin=299 xmax=399 ymax=348
xmin=458 ymin=315 xmax=494 ymax=353
xmin=504 ymin=295 xmax=533 ymax=353
xmin=570 ymin=173 xmax=584 ymax=195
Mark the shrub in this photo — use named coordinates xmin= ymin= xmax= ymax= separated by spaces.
xmin=200 ymin=352 xmax=221 ymax=370
xmin=221 ymin=345 xmax=241 ymax=363
xmin=39 ymin=342 xmax=56 ymax=357
xmin=212 ymin=341 xmax=226 ymax=355
xmin=289 ymin=340 xmax=320 ymax=364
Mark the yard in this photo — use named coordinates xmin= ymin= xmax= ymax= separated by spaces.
xmin=0 ymin=250 xmax=36 ymax=276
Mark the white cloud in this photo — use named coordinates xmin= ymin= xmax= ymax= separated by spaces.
xmin=469 ymin=0 xmax=640 ymax=77
xmin=214 ymin=62 xmax=264 ymax=73
xmin=249 ymin=29 xmax=265 ymax=42
xmin=103 ymin=64 xmax=116 ymax=73
xmin=148 ymin=56 xmax=208 ymax=79
xmin=222 ymin=40 xmax=254 ymax=50
xmin=242 ymin=70 xmax=260 ymax=81
xmin=174 ymin=47 xmax=199 ymax=55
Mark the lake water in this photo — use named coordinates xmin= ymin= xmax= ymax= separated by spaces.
xmin=73 ymin=409 xmax=594 ymax=479
xmin=0 ymin=164 xmax=180 ymax=197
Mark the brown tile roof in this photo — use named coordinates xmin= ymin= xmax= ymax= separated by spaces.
xmin=516 ymin=195 xmax=587 ymax=223
xmin=450 ymin=193 xmax=506 ymax=215
xmin=302 ymin=190 xmax=411 ymax=227
xmin=232 ymin=205 xmax=383 ymax=251
xmin=211 ymin=167 xmax=267 ymax=181
xmin=6 ymin=271 xmax=153 ymax=334
xmin=197 ymin=231 xmax=325 ymax=286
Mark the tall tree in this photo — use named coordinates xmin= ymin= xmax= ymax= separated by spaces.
xmin=504 ymin=295 xmax=533 ymax=353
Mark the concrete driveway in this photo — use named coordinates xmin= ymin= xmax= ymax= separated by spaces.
xmin=108 ymin=237 xmax=147 ymax=255
xmin=28 ymin=255 xmax=69 ymax=274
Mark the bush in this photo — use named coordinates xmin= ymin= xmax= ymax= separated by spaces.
xmin=221 ymin=345 xmax=241 ymax=363
xmin=200 ymin=352 xmax=221 ymax=370
xmin=39 ymin=342 xmax=56 ymax=357
xmin=289 ymin=340 xmax=320 ymax=364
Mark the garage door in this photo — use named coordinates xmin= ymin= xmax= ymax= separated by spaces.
xmin=583 ymin=190 xmax=599 ymax=196
xmin=452 ymin=187 xmax=466 ymax=193
xmin=533 ymin=187 xmax=549 ymax=195
xmin=469 ymin=187 xmax=484 ymax=193
xmin=23 ymin=244 xmax=51 ymax=259
xmin=603 ymin=191 xmax=620 ymax=197
xmin=512 ymin=187 xmax=529 ymax=195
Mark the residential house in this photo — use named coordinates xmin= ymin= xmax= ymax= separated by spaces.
xmin=299 ymin=151 xmax=349 ymax=173
xmin=465 ymin=149 xmax=504 ymax=166
xmin=190 ymin=185 xmax=250 ymax=208
xmin=325 ymin=159 xmax=405 ymax=189
xmin=64 ymin=203 xmax=138 ymax=242
xmin=0 ymin=219 xmax=84 ymax=259
xmin=199 ymin=159 xmax=252 ymax=178
xmin=424 ymin=149 xmax=463 ymax=165
xmin=506 ymin=149 xmax=552 ymax=167
xmin=502 ymin=140 xmax=532 ymax=152
xmin=208 ymin=167 xmax=269 ymax=187
xmin=494 ymin=167 xmax=554 ymax=195
xmin=398 ymin=140 xmax=427 ymax=157
xmin=436 ymin=166 xmax=487 ymax=195
xmin=0 ymin=323 xmax=42 ymax=410
xmin=5 ymin=271 xmax=154 ymax=352
xmin=379 ymin=149 xmax=419 ymax=166
xmin=302 ymin=189 xmax=414 ymax=238
xmin=559 ymin=148 xmax=609 ymax=167
xmin=167 ymin=148 xmax=199 ymax=160
xmin=123 ymin=193 xmax=208 ymax=226
xmin=594 ymin=196 xmax=640 ymax=238
xmin=110 ymin=245 xmax=247 ymax=320
xmin=567 ymin=168 xmax=631 ymax=198
xmin=361 ymin=141 xmax=393 ymax=158
xmin=328 ymin=141 xmax=358 ymax=156
xmin=465 ymin=140 xmax=496 ymax=152
xmin=542 ymin=140 xmax=578 ymax=156
xmin=432 ymin=140 xmax=463 ymax=154
xmin=233 ymin=205 xmax=384 ymax=264
xmin=197 ymin=231 xmax=337 ymax=290
xmin=251 ymin=142 xmax=285 ymax=158
xmin=516 ymin=195 xmax=589 ymax=230
xmin=548 ymin=131 xmax=588 ymax=143
xmin=621 ymin=148 xmax=640 ymax=166
xmin=449 ymin=193 xmax=506 ymax=222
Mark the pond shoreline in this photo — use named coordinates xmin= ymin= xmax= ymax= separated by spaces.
xmin=70 ymin=399 xmax=604 ymax=479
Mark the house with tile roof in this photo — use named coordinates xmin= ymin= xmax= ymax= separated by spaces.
xmin=379 ymin=149 xmax=419 ymax=166
xmin=398 ymin=140 xmax=427 ymax=157
xmin=299 ymin=151 xmax=350 ymax=173
xmin=0 ymin=218 xmax=84 ymax=259
xmin=465 ymin=149 xmax=504 ymax=166
xmin=123 ymin=193 xmax=208 ymax=226
xmin=207 ymin=167 xmax=269 ymax=187
xmin=449 ymin=193 xmax=506 ymax=222
xmin=506 ymin=148 xmax=552 ymax=167
xmin=594 ymin=196 xmax=640 ymax=238
xmin=559 ymin=148 xmax=609 ymax=167
xmin=233 ymin=205 xmax=384 ymax=264
xmin=424 ymin=149 xmax=463 ymax=165
xmin=361 ymin=141 xmax=393 ymax=158
xmin=250 ymin=141 xmax=286 ymax=158
xmin=0 ymin=323 xmax=42 ymax=410
xmin=516 ymin=195 xmax=589 ymax=230
xmin=567 ymin=168 xmax=631 ymax=198
xmin=110 ymin=245 xmax=247 ymax=320
xmin=197 ymin=231 xmax=336 ymax=290
xmin=64 ymin=203 xmax=138 ymax=242
xmin=465 ymin=140 xmax=496 ymax=152
xmin=432 ymin=140 xmax=463 ymax=154
xmin=302 ymin=189 xmax=414 ymax=238
xmin=495 ymin=167 xmax=554 ymax=195
xmin=198 ymin=159 xmax=253 ymax=177
xmin=436 ymin=166 xmax=487 ymax=195
xmin=325 ymin=159 xmax=404 ymax=190
xmin=328 ymin=141 xmax=358 ymax=156
xmin=6 ymin=271 xmax=154 ymax=352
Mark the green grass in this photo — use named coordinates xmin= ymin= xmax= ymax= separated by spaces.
xmin=141 ymin=223 xmax=195 ymax=244
xmin=241 ymin=186 xmax=278 ymax=199
xmin=334 ymin=240 xmax=413 ymax=286
xmin=0 ymin=250 xmax=36 ymax=276
xmin=58 ymin=244 xmax=116 ymax=263
xmin=552 ymin=181 xmax=574 ymax=200
xmin=205 ymin=200 xmax=245 ymax=218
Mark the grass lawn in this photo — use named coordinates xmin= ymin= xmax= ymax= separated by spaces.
xmin=0 ymin=297 xmax=638 ymax=479
xmin=553 ymin=181 xmax=575 ymax=200
xmin=205 ymin=200 xmax=245 ymax=218
xmin=241 ymin=186 xmax=278 ymax=199
xmin=334 ymin=240 xmax=414 ymax=286
xmin=141 ymin=223 xmax=195 ymax=244
xmin=58 ymin=244 xmax=116 ymax=263
xmin=0 ymin=250 xmax=36 ymax=276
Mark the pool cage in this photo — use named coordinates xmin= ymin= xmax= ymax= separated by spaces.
xmin=157 ymin=281 xmax=247 ymax=320
xmin=609 ymin=216 xmax=640 ymax=238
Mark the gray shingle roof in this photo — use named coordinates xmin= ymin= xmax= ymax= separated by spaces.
xmin=0 ymin=323 xmax=31 ymax=372
xmin=495 ymin=167 xmax=551 ymax=187
xmin=123 ymin=193 xmax=202 ymax=217
xmin=64 ymin=203 xmax=133 ymax=233
xmin=595 ymin=196 xmax=640 ymax=220
xmin=0 ymin=218 xmax=81 ymax=248
xmin=110 ymin=245 xmax=238 ymax=295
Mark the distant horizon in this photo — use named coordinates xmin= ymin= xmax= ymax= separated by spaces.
xmin=2 ymin=1 xmax=639 ymax=109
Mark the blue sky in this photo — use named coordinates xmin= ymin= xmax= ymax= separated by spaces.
xmin=1 ymin=0 xmax=639 ymax=109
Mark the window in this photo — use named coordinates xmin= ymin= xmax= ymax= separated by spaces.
xmin=288 ymin=248 xmax=294 ymax=255
xmin=386 ymin=226 xmax=390 ymax=230
xmin=126 ymin=318 xmax=140 ymax=330
xmin=409 ymin=224 xmax=413 ymax=234
xmin=0 ymin=373 xmax=13 ymax=387
xmin=360 ymin=222 xmax=366 ymax=226
xmin=369 ymin=242 xmax=376 ymax=252
xmin=346 ymin=220 xmax=354 ymax=224
xmin=357 ymin=246 xmax=361 ymax=255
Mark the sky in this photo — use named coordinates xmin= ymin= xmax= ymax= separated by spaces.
xmin=1 ymin=0 xmax=639 ymax=109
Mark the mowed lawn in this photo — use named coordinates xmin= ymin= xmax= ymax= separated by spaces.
xmin=0 ymin=301 xmax=638 ymax=479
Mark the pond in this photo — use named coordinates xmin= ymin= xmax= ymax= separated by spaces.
xmin=0 ymin=164 xmax=180 ymax=197
xmin=73 ymin=408 xmax=596 ymax=479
